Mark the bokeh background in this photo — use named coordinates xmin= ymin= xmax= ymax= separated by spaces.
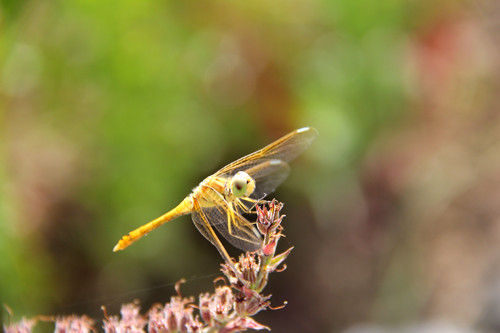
xmin=2 ymin=0 xmax=500 ymax=332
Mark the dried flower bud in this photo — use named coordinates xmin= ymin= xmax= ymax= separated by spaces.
xmin=147 ymin=296 xmax=201 ymax=333
xmin=235 ymin=286 xmax=271 ymax=317
xmin=103 ymin=302 xmax=146 ymax=333
xmin=235 ymin=253 xmax=260 ymax=285
xmin=262 ymin=239 xmax=277 ymax=256
xmin=211 ymin=286 xmax=233 ymax=322
xmin=54 ymin=315 xmax=95 ymax=333
xmin=199 ymin=292 xmax=213 ymax=325
xmin=256 ymin=200 xmax=284 ymax=234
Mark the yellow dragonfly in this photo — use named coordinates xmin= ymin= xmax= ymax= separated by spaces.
xmin=113 ymin=127 xmax=318 ymax=264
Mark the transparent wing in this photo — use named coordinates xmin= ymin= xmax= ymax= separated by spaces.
xmin=243 ymin=159 xmax=290 ymax=200
xmin=197 ymin=204 xmax=262 ymax=252
xmin=215 ymin=127 xmax=318 ymax=178
xmin=191 ymin=199 xmax=235 ymax=264
xmin=191 ymin=185 xmax=262 ymax=251
xmin=191 ymin=208 xmax=222 ymax=249
xmin=191 ymin=186 xmax=262 ymax=251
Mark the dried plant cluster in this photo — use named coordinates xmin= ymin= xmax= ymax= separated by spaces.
xmin=4 ymin=200 xmax=291 ymax=333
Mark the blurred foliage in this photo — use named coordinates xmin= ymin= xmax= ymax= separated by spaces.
xmin=2 ymin=0 xmax=500 ymax=332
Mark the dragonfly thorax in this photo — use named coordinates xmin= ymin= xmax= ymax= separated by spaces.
xmin=228 ymin=171 xmax=255 ymax=199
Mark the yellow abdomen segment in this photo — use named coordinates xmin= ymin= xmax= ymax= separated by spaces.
xmin=113 ymin=197 xmax=194 ymax=252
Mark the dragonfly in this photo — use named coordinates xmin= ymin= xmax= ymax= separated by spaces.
xmin=113 ymin=127 xmax=318 ymax=265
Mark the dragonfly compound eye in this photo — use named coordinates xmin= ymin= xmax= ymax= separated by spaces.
xmin=232 ymin=171 xmax=251 ymax=197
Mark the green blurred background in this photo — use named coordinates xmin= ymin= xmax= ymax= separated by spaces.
xmin=2 ymin=0 xmax=500 ymax=332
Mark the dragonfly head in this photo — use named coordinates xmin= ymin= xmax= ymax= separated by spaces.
xmin=230 ymin=171 xmax=256 ymax=198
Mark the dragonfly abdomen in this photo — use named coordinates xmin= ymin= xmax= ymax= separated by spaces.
xmin=113 ymin=197 xmax=194 ymax=251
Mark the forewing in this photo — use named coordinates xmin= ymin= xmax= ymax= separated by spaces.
xmin=244 ymin=159 xmax=290 ymax=200
xmin=214 ymin=127 xmax=318 ymax=177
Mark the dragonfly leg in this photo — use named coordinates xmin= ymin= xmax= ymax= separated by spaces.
xmin=239 ymin=196 xmax=268 ymax=214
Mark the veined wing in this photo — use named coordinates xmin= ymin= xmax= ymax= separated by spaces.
xmin=189 ymin=127 xmax=317 ymax=252
xmin=195 ymin=204 xmax=262 ymax=252
xmin=190 ymin=198 xmax=234 ymax=265
xmin=242 ymin=159 xmax=290 ymax=200
xmin=215 ymin=127 xmax=318 ymax=178
xmin=191 ymin=195 xmax=262 ymax=252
